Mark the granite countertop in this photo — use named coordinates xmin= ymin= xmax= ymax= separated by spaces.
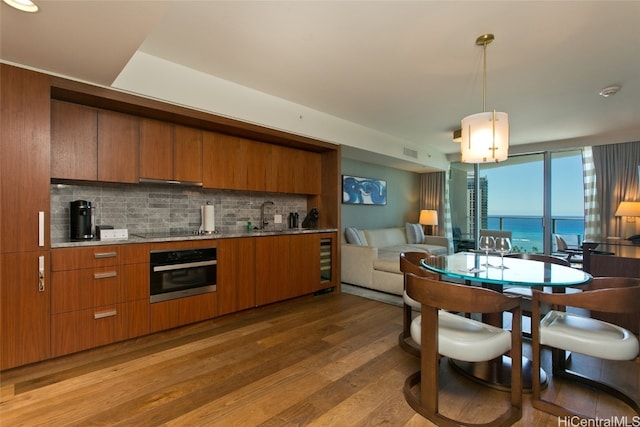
xmin=51 ymin=228 xmax=338 ymax=248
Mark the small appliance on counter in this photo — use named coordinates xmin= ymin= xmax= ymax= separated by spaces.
xmin=96 ymin=225 xmax=113 ymax=240
xmin=301 ymin=208 xmax=319 ymax=229
xmin=70 ymin=200 xmax=94 ymax=241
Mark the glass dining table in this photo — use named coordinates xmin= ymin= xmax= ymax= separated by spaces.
xmin=419 ymin=251 xmax=593 ymax=391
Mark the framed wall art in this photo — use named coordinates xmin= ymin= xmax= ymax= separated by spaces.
xmin=342 ymin=175 xmax=387 ymax=205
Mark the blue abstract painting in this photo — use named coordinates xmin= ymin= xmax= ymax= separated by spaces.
xmin=342 ymin=175 xmax=387 ymax=205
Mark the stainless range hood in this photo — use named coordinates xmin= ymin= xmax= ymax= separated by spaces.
xmin=139 ymin=178 xmax=203 ymax=187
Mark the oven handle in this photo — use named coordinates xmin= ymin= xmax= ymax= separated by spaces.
xmin=153 ymin=260 xmax=217 ymax=272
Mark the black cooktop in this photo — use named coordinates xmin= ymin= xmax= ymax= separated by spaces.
xmin=132 ymin=230 xmax=206 ymax=239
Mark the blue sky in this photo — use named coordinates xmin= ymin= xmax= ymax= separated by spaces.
xmin=481 ymin=153 xmax=584 ymax=217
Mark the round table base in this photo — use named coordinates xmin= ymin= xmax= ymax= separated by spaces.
xmin=449 ymin=355 xmax=547 ymax=393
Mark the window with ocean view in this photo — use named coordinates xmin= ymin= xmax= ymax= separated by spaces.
xmin=450 ymin=150 xmax=585 ymax=254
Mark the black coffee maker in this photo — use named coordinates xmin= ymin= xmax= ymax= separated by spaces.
xmin=70 ymin=200 xmax=94 ymax=240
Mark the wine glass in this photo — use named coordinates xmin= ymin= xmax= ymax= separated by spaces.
xmin=479 ymin=236 xmax=495 ymax=267
xmin=495 ymin=237 xmax=512 ymax=269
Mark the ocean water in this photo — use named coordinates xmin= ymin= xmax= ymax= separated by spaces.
xmin=487 ymin=216 xmax=584 ymax=253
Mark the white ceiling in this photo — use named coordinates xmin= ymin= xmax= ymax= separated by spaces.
xmin=2 ymin=1 xmax=639 ymax=172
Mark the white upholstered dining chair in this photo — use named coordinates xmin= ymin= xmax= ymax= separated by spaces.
xmin=531 ymin=277 xmax=640 ymax=418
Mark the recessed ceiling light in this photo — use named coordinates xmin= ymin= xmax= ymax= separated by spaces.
xmin=599 ymin=85 xmax=621 ymax=98
xmin=2 ymin=0 xmax=38 ymax=13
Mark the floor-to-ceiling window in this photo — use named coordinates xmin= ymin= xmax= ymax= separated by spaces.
xmin=450 ymin=149 xmax=584 ymax=254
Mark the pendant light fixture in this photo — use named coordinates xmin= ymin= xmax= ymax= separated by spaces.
xmin=460 ymin=34 xmax=509 ymax=163
xmin=2 ymin=0 xmax=38 ymax=12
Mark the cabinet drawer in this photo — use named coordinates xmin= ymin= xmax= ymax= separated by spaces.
xmin=51 ymin=300 xmax=149 ymax=357
xmin=150 ymin=292 xmax=217 ymax=333
xmin=52 ymin=266 xmax=120 ymax=313
xmin=52 ymin=246 xmax=120 ymax=271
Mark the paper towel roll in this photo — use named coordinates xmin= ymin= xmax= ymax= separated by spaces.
xmin=202 ymin=205 xmax=215 ymax=233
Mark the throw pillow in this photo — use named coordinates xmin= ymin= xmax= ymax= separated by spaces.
xmin=406 ymin=223 xmax=425 ymax=244
xmin=345 ymin=227 xmax=364 ymax=245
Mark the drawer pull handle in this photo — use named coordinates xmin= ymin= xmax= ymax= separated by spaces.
xmin=94 ymin=310 xmax=117 ymax=319
xmin=94 ymin=271 xmax=117 ymax=279
xmin=94 ymin=252 xmax=117 ymax=259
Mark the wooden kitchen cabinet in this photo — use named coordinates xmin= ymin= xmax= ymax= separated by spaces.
xmin=98 ymin=110 xmax=139 ymax=184
xmin=245 ymin=138 xmax=272 ymax=192
xmin=1 ymin=64 xmax=52 ymax=370
xmin=217 ymin=237 xmax=256 ymax=315
xmin=289 ymin=233 xmax=323 ymax=295
xmin=150 ymin=292 xmax=217 ymax=333
xmin=255 ymin=235 xmax=292 ymax=306
xmin=203 ymin=132 xmax=244 ymax=189
xmin=51 ymin=100 xmax=98 ymax=181
xmin=173 ymin=125 xmax=203 ymax=183
xmin=52 ymin=102 xmax=139 ymax=184
xmin=139 ymin=118 xmax=174 ymax=180
xmin=0 ymin=252 xmax=51 ymax=370
xmin=289 ymin=233 xmax=336 ymax=295
xmin=271 ymin=145 xmax=321 ymax=194
xmin=50 ymin=244 xmax=149 ymax=357
xmin=254 ymin=233 xmax=336 ymax=308
xmin=140 ymin=120 xmax=203 ymax=183
xmin=203 ymin=132 xmax=272 ymax=191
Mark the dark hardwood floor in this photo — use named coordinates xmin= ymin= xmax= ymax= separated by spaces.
xmin=1 ymin=291 xmax=637 ymax=426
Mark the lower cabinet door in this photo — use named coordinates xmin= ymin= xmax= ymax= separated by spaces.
xmin=0 ymin=252 xmax=51 ymax=370
xmin=51 ymin=309 xmax=95 ymax=357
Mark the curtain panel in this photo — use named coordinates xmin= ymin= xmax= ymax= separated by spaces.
xmin=591 ymin=141 xmax=640 ymax=238
xmin=420 ymin=171 xmax=454 ymax=252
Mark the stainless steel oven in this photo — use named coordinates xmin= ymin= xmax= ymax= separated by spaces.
xmin=150 ymin=247 xmax=217 ymax=303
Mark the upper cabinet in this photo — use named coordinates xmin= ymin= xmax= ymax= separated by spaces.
xmin=139 ymin=120 xmax=203 ymax=184
xmin=173 ymin=125 xmax=202 ymax=183
xmin=139 ymin=118 xmax=173 ymax=180
xmin=97 ymin=110 xmax=139 ymax=184
xmin=51 ymin=101 xmax=139 ymax=184
xmin=203 ymin=131 xmax=243 ymax=189
xmin=272 ymin=145 xmax=321 ymax=195
xmin=203 ymin=131 xmax=271 ymax=191
xmin=203 ymin=131 xmax=321 ymax=194
xmin=51 ymin=101 xmax=98 ymax=181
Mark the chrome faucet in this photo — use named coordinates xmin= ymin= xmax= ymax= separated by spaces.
xmin=260 ymin=201 xmax=275 ymax=229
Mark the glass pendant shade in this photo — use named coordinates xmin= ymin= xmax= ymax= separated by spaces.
xmin=460 ymin=110 xmax=509 ymax=163
xmin=3 ymin=0 xmax=38 ymax=12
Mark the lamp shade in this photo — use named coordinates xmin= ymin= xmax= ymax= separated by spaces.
xmin=615 ymin=201 xmax=640 ymax=217
xmin=460 ymin=111 xmax=509 ymax=163
xmin=419 ymin=210 xmax=438 ymax=226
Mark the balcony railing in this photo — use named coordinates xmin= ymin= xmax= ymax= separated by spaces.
xmin=462 ymin=216 xmax=584 ymax=254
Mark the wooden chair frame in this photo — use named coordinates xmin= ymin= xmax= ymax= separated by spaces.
xmin=403 ymin=274 xmax=523 ymax=427
xmin=531 ymin=277 xmax=640 ymax=418
xmin=398 ymin=252 xmax=438 ymax=357
xmin=503 ymin=253 xmax=570 ymax=336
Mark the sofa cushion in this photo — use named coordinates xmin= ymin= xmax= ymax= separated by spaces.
xmin=405 ymin=223 xmax=425 ymax=244
xmin=373 ymin=254 xmax=400 ymax=273
xmin=344 ymin=227 xmax=365 ymax=245
xmin=363 ymin=228 xmax=407 ymax=248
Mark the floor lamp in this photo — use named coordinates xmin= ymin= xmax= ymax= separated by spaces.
xmin=419 ymin=210 xmax=438 ymax=236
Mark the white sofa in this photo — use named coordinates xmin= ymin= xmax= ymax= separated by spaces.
xmin=341 ymin=226 xmax=451 ymax=296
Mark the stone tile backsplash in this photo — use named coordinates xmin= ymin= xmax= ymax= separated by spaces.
xmin=51 ymin=183 xmax=309 ymax=243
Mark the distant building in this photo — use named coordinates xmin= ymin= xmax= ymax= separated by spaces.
xmin=467 ymin=176 xmax=488 ymax=235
